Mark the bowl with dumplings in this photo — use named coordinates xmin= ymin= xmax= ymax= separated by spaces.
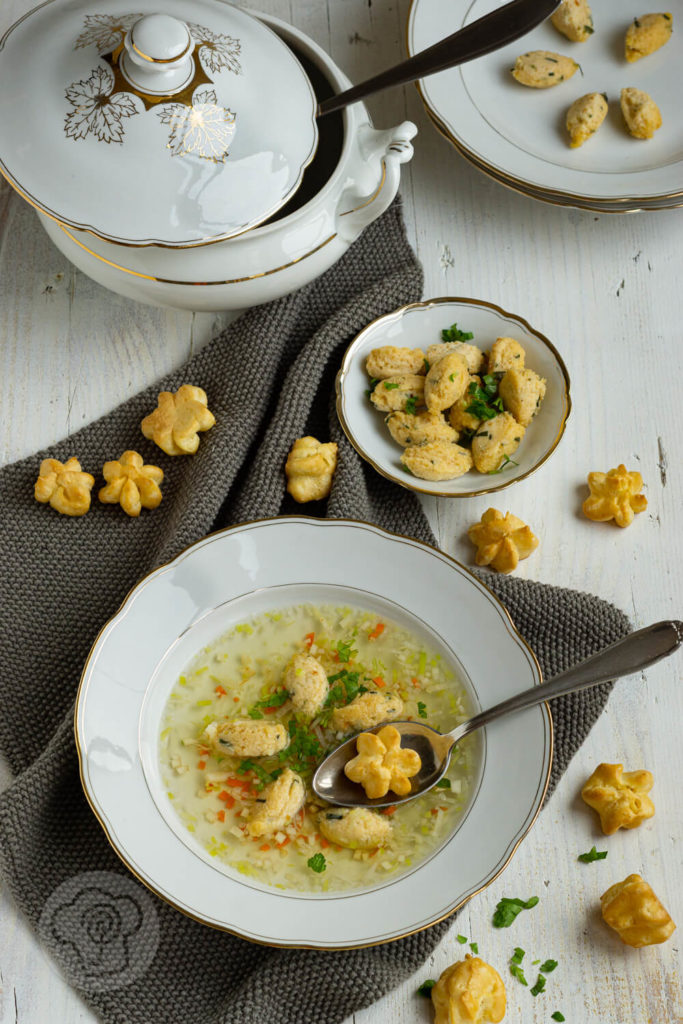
xmin=336 ymin=297 xmax=571 ymax=497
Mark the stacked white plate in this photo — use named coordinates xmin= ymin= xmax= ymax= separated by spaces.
xmin=408 ymin=0 xmax=683 ymax=212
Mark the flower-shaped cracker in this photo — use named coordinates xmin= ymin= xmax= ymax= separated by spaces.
xmin=468 ymin=508 xmax=539 ymax=574
xmin=581 ymin=762 xmax=654 ymax=834
xmin=432 ymin=954 xmax=506 ymax=1024
xmin=98 ymin=451 xmax=163 ymax=517
xmin=344 ymin=724 xmax=421 ymax=799
xmin=601 ymin=874 xmax=676 ymax=948
xmin=583 ymin=464 xmax=647 ymax=527
xmin=285 ymin=435 xmax=338 ymax=503
xmin=141 ymin=385 xmax=215 ymax=456
xmin=34 ymin=457 xmax=94 ymax=517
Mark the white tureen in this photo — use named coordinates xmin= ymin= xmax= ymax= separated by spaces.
xmin=0 ymin=0 xmax=416 ymax=311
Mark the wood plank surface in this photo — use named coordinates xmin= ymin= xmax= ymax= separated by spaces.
xmin=0 ymin=1 xmax=681 ymax=1022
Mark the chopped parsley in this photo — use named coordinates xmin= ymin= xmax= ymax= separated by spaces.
xmin=335 ymin=636 xmax=357 ymax=663
xmin=509 ymin=947 xmax=528 ymax=986
xmin=488 ymin=454 xmax=519 ymax=475
xmin=456 ymin=934 xmax=468 ymax=944
xmin=423 ymin=358 xmax=430 ymax=373
xmin=435 ymin=778 xmax=451 ymax=789
xmin=307 ymin=853 xmax=326 ymax=873
xmin=540 ymin=960 xmax=558 ymax=974
xmin=578 ymin=846 xmax=608 ymax=863
xmin=466 ymin=374 xmax=504 ymax=421
xmin=236 ymin=760 xmax=282 ymax=790
xmin=405 ymin=395 xmax=418 ymax=415
xmin=247 ymin=688 xmax=290 ymax=719
xmin=493 ymin=895 xmax=539 ymax=928
xmin=449 ymin=373 xmax=456 ymax=382
xmin=365 ymin=377 xmax=379 ymax=397
xmin=442 ymin=322 xmax=474 ymax=342
xmin=469 ymin=942 xmax=479 ymax=954
xmin=279 ymin=719 xmax=322 ymax=773
xmin=530 ymin=974 xmax=547 ymax=997
xmin=551 ymin=1013 xmax=566 ymax=1022
xmin=417 ymin=979 xmax=436 ymax=997
xmin=417 ymin=701 xmax=428 ymax=718
xmin=383 ymin=381 xmax=399 ymax=390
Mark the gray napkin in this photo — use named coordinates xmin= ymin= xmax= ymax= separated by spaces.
xmin=0 ymin=200 xmax=629 ymax=1024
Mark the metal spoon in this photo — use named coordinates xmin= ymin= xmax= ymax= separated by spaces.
xmin=312 ymin=620 xmax=683 ymax=808
xmin=317 ymin=0 xmax=560 ymax=118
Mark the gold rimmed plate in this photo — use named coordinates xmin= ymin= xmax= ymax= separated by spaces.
xmin=408 ymin=0 xmax=683 ymax=210
xmin=336 ymin=297 xmax=571 ymax=498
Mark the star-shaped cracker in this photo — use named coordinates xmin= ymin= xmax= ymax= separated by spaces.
xmin=34 ymin=457 xmax=94 ymax=516
xmin=582 ymin=464 xmax=647 ymax=527
xmin=344 ymin=724 xmax=421 ymax=799
xmin=581 ymin=762 xmax=654 ymax=834
xmin=99 ymin=450 xmax=163 ymax=517
xmin=468 ymin=508 xmax=539 ymax=574
xmin=141 ymin=385 xmax=215 ymax=456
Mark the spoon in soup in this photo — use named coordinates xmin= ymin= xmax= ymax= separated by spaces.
xmin=312 ymin=620 xmax=682 ymax=808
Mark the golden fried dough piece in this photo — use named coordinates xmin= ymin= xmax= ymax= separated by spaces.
xmin=432 ymin=955 xmax=506 ymax=1024
xmin=566 ymin=92 xmax=609 ymax=147
xmin=448 ymin=376 xmax=483 ymax=434
xmin=551 ymin=0 xmax=594 ymax=42
xmin=601 ymin=874 xmax=676 ymax=947
xmin=426 ymin=342 xmax=485 ymax=375
xmin=625 ymin=13 xmax=673 ymax=62
xmin=344 ymin=725 xmax=421 ymax=799
xmin=370 ymin=374 xmax=425 ymax=413
xmin=365 ymin=346 xmax=427 ymax=379
xmin=581 ymin=762 xmax=655 ymax=834
xmin=468 ymin=508 xmax=539 ymax=574
xmin=285 ymin=436 xmax=338 ymax=503
xmin=318 ymin=806 xmax=392 ymax=849
xmin=283 ymin=652 xmax=328 ymax=717
xmin=98 ymin=451 xmax=163 ymax=517
xmin=471 ymin=413 xmax=525 ymax=474
xmin=425 ymin=352 xmax=469 ymax=414
xmin=247 ymin=768 xmax=305 ymax=837
xmin=401 ymin=441 xmax=473 ymax=481
xmin=498 ymin=367 xmax=547 ymax=426
xmin=141 ymin=385 xmax=215 ymax=456
xmin=620 ymin=87 xmax=662 ymax=139
xmin=203 ymin=719 xmax=288 ymax=757
xmin=34 ymin=457 xmax=94 ymax=517
xmin=487 ymin=337 xmax=526 ymax=374
xmin=386 ymin=410 xmax=458 ymax=447
xmin=331 ymin=691 xmax=403 ymax=733
xmin=511 ymin=51 xmax=579 ymax=88
xmin=582 ymin=464 xmax=647 ymax=527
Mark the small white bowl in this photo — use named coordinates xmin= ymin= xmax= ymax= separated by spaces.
xmin=336 ymin=296 xmax=571 ymax=497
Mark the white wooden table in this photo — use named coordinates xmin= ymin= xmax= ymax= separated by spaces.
xmin=1 ymin=1 xmax=681 ymax=1022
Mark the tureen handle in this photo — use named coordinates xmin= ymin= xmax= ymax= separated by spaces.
xmin=336 ymin=122 xmax=417 ymax=243
xmin=121 ymin=14 xmax=195 ymax=96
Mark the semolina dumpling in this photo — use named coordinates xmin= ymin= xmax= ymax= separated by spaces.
xmin=511 ymin=51 xmax=579 ymax=88
xmin=620 ymin=87 xmax=662 ymax=139
xmin=566 ymin=91 xmax=608 ymax=148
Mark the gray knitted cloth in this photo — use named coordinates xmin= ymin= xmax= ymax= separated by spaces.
xmin=0 ymin=201 xmax=629 ymax=1024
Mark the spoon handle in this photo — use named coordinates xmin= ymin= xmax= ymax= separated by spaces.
xmin=317 ymin=0 xmax=560 ymax=118
xmin=452 ymin=620 xmax=683 ymax=743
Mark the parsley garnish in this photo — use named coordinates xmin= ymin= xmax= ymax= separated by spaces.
xmin=307 ymin=853 xmax=326 ymax=873
xmin=383 ymin=381 xmax=399 ymax=390
xmin=279 ymin=719 xmax=322 ymax=773
xmin=365 ymin=377 xmax=379 ymax=397
xmin=493 ymin=896 xmax=539 ymax=928
xmin=509 ymin=947 xmax=528 ymax=986
xmin=530 ymin=974 xmax=547 ymax=997
xmin=417 ymin=701 xmax=428 ymax=718
xmin=247 ymin=688 xmax=289 ymax=719
xmin=323 ymin=669 xmax=365 ymax=711
xmin=442 ymin=322 xmax=474 ymax=342
xmin=417 ymin=979 xmax=436 ymax=997
xmin=578 ymin=846 xmax=608 ymax=863
xmin=423 ymin=358 xmax=430 ymax=373
xmin=540 ymin=960 xmax=558 ymax=974
xmin=236 ymin=760 xmax=282 ymax=789
xmin=335 ymin=636 xmax=357 ymax=663
xmin=488 ymin=454 xmax=519 ymax=475
xmin=466 ymin=374 xmax=504 ymax=421
xmin=469 ymin=942 xmax=478 ymax=954
xmin=435 ymin=778 xmax=451 ymax=789
xmin=551 ymin=1013 xmax=565 ymax=1022
xmin=405 ymin=395 xmax=418 ymax=415
xmin=456 ymin=934 xmax=468 ymax=944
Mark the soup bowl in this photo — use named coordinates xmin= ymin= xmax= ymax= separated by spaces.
xmin=76 ymin=517 xmax=552 ymax=948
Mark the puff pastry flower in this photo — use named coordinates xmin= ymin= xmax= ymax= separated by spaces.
xmin=432 ymin=954 xmax=506 ymax=1024
xmin=468 ymin=508 xmax=539 ymax=574
xmin=285 ymin=436 xmax=338 ymax=503
xmin=98 ymin=451 xmax=164 ymax=517
xmin=601 ymin=874 xmax=676 ymax=947
xmin=344 ymin=724 xmax=421 ymax=799
xmin=581 ymin=762 xmax=655 ymax=834
xmin=34 ymin=457 xmax=95 ymax=516
xmin=582 ymin=464 xmax=647 ymax=527
xmin=141 ymin=385 xmax=215 ymax=456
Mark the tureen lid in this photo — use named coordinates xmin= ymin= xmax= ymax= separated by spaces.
xmin=0 ymin=0 xmax=319 ymax=246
